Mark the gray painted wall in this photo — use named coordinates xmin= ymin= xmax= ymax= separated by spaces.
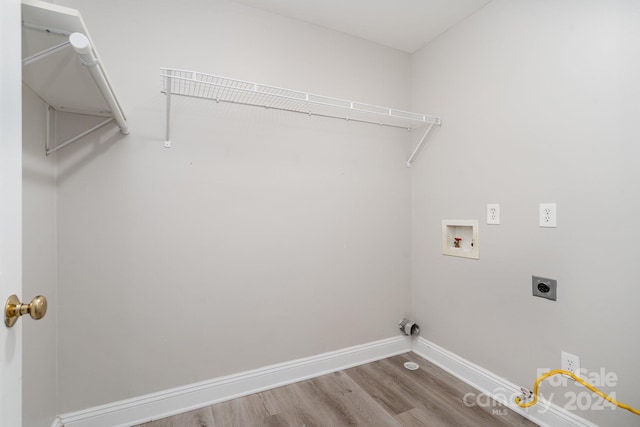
xmin=22 ymin=1 xmax=640 ymax=425
xmin=411 ymin=1 xmax=640 ymax=426
xmin=52 ymin=0 xmax=413 ymax=413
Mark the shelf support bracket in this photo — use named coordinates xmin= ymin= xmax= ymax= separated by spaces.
xmin=22 ymin=40 xmax=71 ymax=66
xmin=407 ymin=122 xmax=436 ymax=168
xmin=45 ymin=106 xmax=115 ymax=155
xmin=164 ymin=70 xmax=172 ymax=148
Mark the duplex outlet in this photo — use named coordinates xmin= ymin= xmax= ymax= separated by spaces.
xmin=539 ymin=203 xmax=557 ymax=227
xmin=561 ymin=351 xmax=580 ymax=378
xmin=487 ymin=204 xmax=500 ymax=225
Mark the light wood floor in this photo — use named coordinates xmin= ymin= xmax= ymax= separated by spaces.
xmin=136 ymin=352 xmax=538 ymax=427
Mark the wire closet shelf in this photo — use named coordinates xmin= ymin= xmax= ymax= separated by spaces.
xmin=160 ymin=68 xmax=441 ymax=166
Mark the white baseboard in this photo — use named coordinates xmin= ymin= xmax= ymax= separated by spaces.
xmin=54 ymin=335 xmax=601 ymax=427
xmin=54 ymin=336 xmax=411 ymax=427
xmin=412 ymin=337 xmax=598 ymax=427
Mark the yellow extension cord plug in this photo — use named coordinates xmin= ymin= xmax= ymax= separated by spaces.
xmin=515 ymin=369 xmax=640 ymax=416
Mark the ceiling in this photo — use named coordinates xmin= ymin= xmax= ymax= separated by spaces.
xmin=230 ymin=0 xmax=492 ymax=53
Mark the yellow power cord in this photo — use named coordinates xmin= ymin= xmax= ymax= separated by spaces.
xmin=515 ymin=369 xmax=640 ymax=416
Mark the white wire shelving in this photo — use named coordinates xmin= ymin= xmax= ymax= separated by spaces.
xmin=160 ymin=68 xmax=440 ymax=166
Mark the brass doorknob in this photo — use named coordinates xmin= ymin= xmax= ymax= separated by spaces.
xmin=4 ymin=294 xmax=47 ymax=328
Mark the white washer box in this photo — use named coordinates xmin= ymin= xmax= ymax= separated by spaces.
xmin=442 ymin=220 xmax=479 ymax=259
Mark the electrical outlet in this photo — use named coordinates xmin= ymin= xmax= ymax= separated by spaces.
xmin=561 ymin=351 xmax=580 ymax=378
xmin=532 ymin=275 xmax=557 ymax=301
xmin=539 ymin=203 xmax=557 ymax=227
xmin=487 ymin=204 xmax=500 ymax=225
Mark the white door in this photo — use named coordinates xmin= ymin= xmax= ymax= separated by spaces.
xmin=0 ymin=0 xmax=24 ymax=425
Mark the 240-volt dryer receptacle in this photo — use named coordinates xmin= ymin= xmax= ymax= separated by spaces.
xmin=532 ymin=276 xmax=557 ymax=301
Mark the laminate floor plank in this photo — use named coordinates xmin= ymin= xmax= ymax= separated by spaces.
xmin=211 ymin=392 xmax=271 ymax=426
xmin=135 ymin=352 xmax=539 ymax=427
xmin=308 ymin=371 xmax=400 ymax=426
xmin=172 ymin=407 xmax=215 ymax=427
xmin=343 ymin=360 xmax=417 ymax=415
xmin=345 ymin=357 xmax=479 ymax=426
xmin=390 ymin=353 xmax=536 ymax=427
xmin=295 ymin=376 xmax=371 ymax=426
xmin=380 ymin=353 xmax=528 ymax=427
xmin=138 ymin=407 xmax=214 ymax=427
xmin=137 ymin=417 xmax=174 ymax=427
xmin=378 ymin=354 xmax=499 ymax=426
xmin=394 ymin=407 xmax=453 ymax=427
xmin=249 ymin=379 xmax=338 ymax=427
xmin=273 ymin=380 xmax=336 ymax=427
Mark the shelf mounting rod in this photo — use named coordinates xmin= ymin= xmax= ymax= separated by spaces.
xmin=69 ymin=32 xmax=129 ymax=135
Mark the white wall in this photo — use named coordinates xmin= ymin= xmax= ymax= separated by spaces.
xmin=22 ymin=86 xmax=58 ymax=426
xmin=52 ymin=0 xmax=413 ymax=412
xmin=411 ymin=1 xmax=640 ymax=426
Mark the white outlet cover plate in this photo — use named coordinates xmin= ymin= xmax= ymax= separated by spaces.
xmin=540 ymin=203 xmax=557 ymax=227
xmin=561 ymin=350 xmax=580 ymax=378
xmin=487 ymin=204 xmax=500 ymax=225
